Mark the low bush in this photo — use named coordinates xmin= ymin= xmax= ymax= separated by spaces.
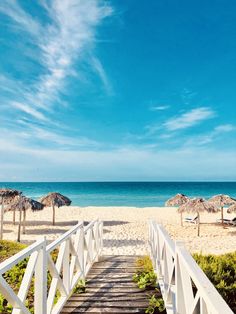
xmin=133 ymin=256 xmax=166 ymax=313
xmin=193 ymin=251 xmax=236 ymax=313
xmin=0 ymin=240 xmax=86 ymax=314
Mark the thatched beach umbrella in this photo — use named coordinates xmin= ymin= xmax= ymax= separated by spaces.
xmin=227 ymin=203 xmax=236 ymax=214
xmin=6 ymin=195 xmax=44 ymax=241
xmin=165 ymin=194 xmax=190 ymax=226
xmin=208 ymin=194 xmax=236 ymax=226
xmin=178 ymin=198 xmax=217 ymax=236
xmin=0 ymin=188 xmax=21 ymax=240
xmin=40 ymin=192 xmax=71 ymax=225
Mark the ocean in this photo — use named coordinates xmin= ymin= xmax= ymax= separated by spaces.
xmin=0 ymin=182 xmax=235 ymax=207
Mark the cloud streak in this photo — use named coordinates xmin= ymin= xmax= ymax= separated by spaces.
xmin=164 ymin=107 xmax=215 ymax=131
xmin=0 ymin=0 xmax=113 ymax=120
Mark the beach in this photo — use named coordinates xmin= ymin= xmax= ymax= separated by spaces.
xmin=2 ymin=206 xmax=236 ymax=255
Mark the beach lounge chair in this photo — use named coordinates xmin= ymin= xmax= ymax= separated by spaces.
xmin=184 ymin=215 xmax=198 ymax=224
xmin=217 ymin=217 xmax=236 ymax=226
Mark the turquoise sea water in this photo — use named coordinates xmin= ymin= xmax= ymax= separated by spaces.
xmin=0 ymin=182 xmax=235 ymax=207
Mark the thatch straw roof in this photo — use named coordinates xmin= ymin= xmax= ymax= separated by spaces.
xmin=208 ymin=194 xmax=236 ymax=206
xmin=0 ymin=188 xmax=22 ymax=205
xmin=227 ymin=203 xmax=236 ymax=213
xmin=40 ymin=192 xmax=71 ymax=208
xmin=178 ymin=198 xmax=218 ymax=214
xmin=5 ymin=195 xmax=44 ymax=212
xmin=165 ymin=193 xmax=189 ymax=206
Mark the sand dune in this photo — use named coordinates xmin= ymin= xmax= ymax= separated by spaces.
xmin=2 ymin=206 xmax=236 ymax=255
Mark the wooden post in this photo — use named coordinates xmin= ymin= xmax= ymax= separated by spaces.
xmin=17 ymin=197 xmax=23 ymax=242
xmin=13 ymin=208 xmax=16 ymax=225
xmin=175 ymin=241 xmax=187 ymax=314
xmin=180 ymin=212 xmax=183 ymax=227
xmin=23 ymin=209 xmax=26 ymax=234
xmin=197 ymin=212 xmax=200 ymax=237
xmin=34 ymin=238 xmax=47 ymax=314
xmin=63 ymin=239 xmax=70 ymax=294
xmin=0 ymin=196 xmax=4 ymax=240
xmin=221 ymin=206 xmax=224 ymax=226
xmin=78 ymin=223 xmax=85 ymax=277
xmin=52 ymin=201 xmax=55 ymax=226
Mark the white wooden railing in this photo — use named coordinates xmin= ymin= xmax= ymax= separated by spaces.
xmin=149 ymin=220 xmax=233 ymax=314
xmin=0 ymin=220 xmax=103 ymax=314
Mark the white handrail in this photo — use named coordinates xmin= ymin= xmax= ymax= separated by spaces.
xmin=149 ymin=220 xmax=234 ymax=314
xmin=0 ymin=220 xmax=103 ymax=314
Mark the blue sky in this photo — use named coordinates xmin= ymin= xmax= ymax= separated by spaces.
xmin=0 ymin=0 xmax=236 ymax=181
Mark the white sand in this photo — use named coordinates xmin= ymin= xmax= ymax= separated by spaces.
xmin=2 ymin=206 xmax=236 ymax=255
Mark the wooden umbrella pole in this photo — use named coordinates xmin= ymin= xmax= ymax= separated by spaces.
xmin=17 ymin=197 xmax=23 ymax=242
xmin=221 ymin=206 xmax=224 ymax=226
xmin=180 ymin=212 xmax=183 ymax=226
xmin=0 ymin=196 xmax=4 ymax=240
xmin=23 ymin=209 xmax=26 ymax=234
xmin=197 ymin=212 xmax=200 ymax=236
xmin=13 ymin=208 xmax=16 ymax=225
xmin=52 ymin=202 xmax=55 ymax=226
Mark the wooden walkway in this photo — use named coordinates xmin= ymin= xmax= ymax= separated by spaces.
xmin=61 ymin=255 xmax=150 ymax=313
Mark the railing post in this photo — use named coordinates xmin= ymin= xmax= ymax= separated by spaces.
xmin=99 ymin=221 xmax=103 ymax=255
xmin=175 ymin=241 xmax=187 ymax=314
xmin=34 ymin=237 xmax=47 ymax=314
xmin=63 ymin=239 xmax=70 ymax=294
xmin=78 ymin=223 xmax=85 ymax=278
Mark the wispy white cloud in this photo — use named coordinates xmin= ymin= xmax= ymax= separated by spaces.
xmin=214 ymin=124 xmax=235 ymax=133
xmin=164 ymin=107 xmax=215 ymax=131
xmin=150 ymin=105 xmax=170 ymax=111
xmin=183 ymin=124 xmax=235 ymax=146
xmin=0 ymin=0 xmax=113 ymax=120
xmin=11 ymin=102 xmax=48 ymax=121
xmin=90 ymin=56 xmax=113 ymax=94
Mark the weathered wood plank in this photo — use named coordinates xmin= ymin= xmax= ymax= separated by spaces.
xmin=61 ymin=255 xmax=150 ymax=314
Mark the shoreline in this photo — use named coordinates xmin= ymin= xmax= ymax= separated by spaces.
xmin=2 ymin=206 xmax=236 ymax=255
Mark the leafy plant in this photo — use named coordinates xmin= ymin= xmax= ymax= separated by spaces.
xmin=73 ymin=279 xmax=86 ymax=294
xmin=133 ymin=271 xmax=157 ymax=289
xmin=133 ymin=257 xmax=166 ymax=313
xmin=193 ymin=251 xmax=236 ymax=312
xmin=146 ymin=291 xmax=165 ymax=314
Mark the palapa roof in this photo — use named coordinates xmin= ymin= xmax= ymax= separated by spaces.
xmin=5 ymin=195 xmax=44 ymax=212
xmin=165 ymin=193 xmax=189 ymax=206
xmin=0 ymin=188 xmax=22 ymax=205
xmin=40 ymin=192 xmax=71 ymax=208
xmin=208 ymin=194 xmax=236 ymax=206
xmin=178 ymin=197 xmax=218 ymax=214
xmin=227 ymin=203 xmax=236 ymax=213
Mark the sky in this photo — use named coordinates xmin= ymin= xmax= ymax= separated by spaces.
xmin=0 ymin=0 xmax=236 ymax=182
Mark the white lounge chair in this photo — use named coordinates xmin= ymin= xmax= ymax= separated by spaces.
xmin=217 ymin=217 xmax=236 ymax=226
xmin=184 ymin=216 xmax=198 ymax=224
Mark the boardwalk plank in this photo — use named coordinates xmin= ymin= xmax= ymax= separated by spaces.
xmin=61 ymin=255 xmax=151 ymax=314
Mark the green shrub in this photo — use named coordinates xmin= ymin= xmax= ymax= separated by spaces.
xmin=133 ymin=256 xmax=166 ymax=313
xmin=146 ymin=291 xmax=165 ymax=314
xmin=193 ymin=251 xmax=236 ymax=312
xmin=0 ymin=241 xmax=85 ymax=314
xmin=0 ymin=240 xmax=26 ymax=263
xmin=133 ymin=256 xmax=157 ymax=290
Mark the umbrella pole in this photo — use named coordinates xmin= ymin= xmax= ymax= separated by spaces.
xmin=0 ymin=197 xmax=4 ymax=240
xmin=17 ymin=198 xmax=22 ymax=242
xmin=180 ymin=212 xmax=183 ymax=226
xmin=23 ymin=210 xmax=26 ymax=234
xmin=197 ymin=212 xmax=200 ymax=236
xmin=13 ymin=208 xmax=16 ymax=225
xmin=221 ymin=206 xmax=224 ymax=226
xmin=52 ymin=203 xmax=55 ymax=226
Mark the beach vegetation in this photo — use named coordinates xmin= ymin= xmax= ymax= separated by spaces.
xmin=133 ymin=256 xmax=166 ymax=313
xmin=193 ymin=251 xmax=236 ymax=312
xmin=0 ymin=240 xmax=86 ymax=313
xmin=146 ymin=291 xmax=165 ymax=314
